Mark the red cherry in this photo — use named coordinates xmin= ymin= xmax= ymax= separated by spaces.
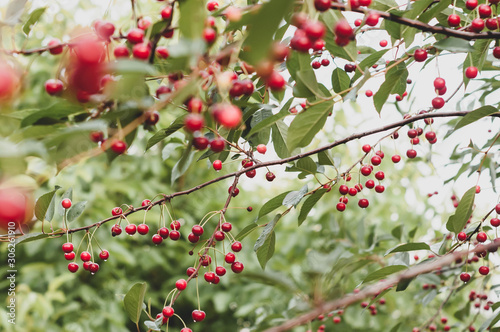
xmin=90 ymin=131 xmax=104 ymax=143
xmin=48 ymin=39 xmax=64 ymax=55
xmin=137 ymin=17 xmax=151 ymax=30
xmin=191 ymin=225 xmax=204 ymax=236
xmin=433 ymin=78 xmax=446 ymax=90
xmin=156 ymin=46 xmax=169 ymax=59
xmin=45 ymin=79 xmax=64 ymax=95
xmin=466 ymin=0 xmax=478 ymax=9
xmin=162 ymin=306 xmax=175 ymax=318
xmin=64 ymin=252 xmax=76 ymax=260
xmin=375 ymin=185 xmax=385 ymax=193
xmin=114 ymin=45 xmax=130 ymax=58
xmin=267 ymin=71 xmax=286 ymax=91
xmin=176 ymin=279 xmax=187 ymax=291
xmin=62 ymin=242 xmax=74 ymax=253
xmin=362 ymin=144 xmax=371 ymax=153
xmin=89 ymin=263 xmax=99 ymax=274
xmin=132 ymin=43 xmax=150 ymax=60
xmin=432 ymin=97 xmax=445 ymax=109
xmin=225 ymin=252 xmax=236 ymax=264
xmin=493 ymin=47 xmax=500 ymax=59
xmin=68 ymin=262 xmax=79 ymax=273
xmin=413 ymin=49 xmax=428 ymax=62
xmin=478 ymin=4 xmax=491 ymax=18
xmin=465 ymin=66 xmax=478 ymax=79
xmin=335 ymin=20 xmax=353 ymax=38
xmin=491 ymin=218 xmax=500 ymax=227
xmin=447 ymin=14 xmax=461 ymax=27
xmin=99 ymin=250 xmax=110 ymax=260
xmin=485 ymin=18 xmax=499 ymax=30
xmin=312 ymin=61 xmax=321 ymax=69
xmin=62 ymin=198 xmax=72 ymax=209
xmin=187 ymin=233 xmax=199 ymax=243
xmin=80 ymin=251 xmax=91 ymax=262
xmin=210 ymin=138 xmax=225 ymax=152
xmin=184 ymin=114 xmax=204 ymax=132
xmin=161 ymin=6 xmax=173 ymax=20
xmin=169 ymin=230 xmax=180 ymax=240
xmin=231 ymin=261 xmax=244 ymax=273
xmin=111 ymin=207 xmax=123 ymax=216
xmin=231 ymin=241 xmax=242 ymax=252
xmin=111 ymin=224 xmax=122 ymax=236
xmin=170 ymin=220 xmax=181 ymax=230
xmin=314 ymin=0 xmax=331 ymax=11
xmin=304 ymin=21 xmax=326 ymax=41
xmin=256 ymin=144 xmax=267 ymax=154
xmin=221 ymin=222 xmax=232 ymax=232
xmin=358 ymin=198 xmax=369 ymax=208
xmin=336 ymin=202 xmax=346 ymax=211
xmin=365 ymin=90 xmax=373 ymax=97
xmin=181 ymin=329 xmax=193 ymax=332
xmin=213 ymin=160 xmax=222 ymax=171
xmin=95 ymin=20 xmax=115 ymax=40
xmin=479 ymin=266 xmax=490 ymax=275
xmin=477 ymin=232 xmax=487 ymax=242
xmin=203 ymin=28 xmax=217 ymax=44
xmin=470 ymin=18 xmax=484 ymax=32
xmin=266 ymin=172 xmax=276 ymax=182
xmin=152 ymin=234 xmax=163 ymax=244
xmin=193 ymin=137 xmax=209 ymax=150
xmin=391 ymin=155 xmax=401 ymax=163
xmin=214 ymin=231 xmax=225 ymax=241
xmin=496 ymin=203 xmax=500 ymax=214
xmin=375 ymin=171 xmax=385 ymax=180
xmin=371 ymin=155 xmax=382 ymax=166
xmin=290 ymin=32 xmax=312 ymax=52
xmin=204 ymin=271 xmax=216 ymax=283
xmin=354 ymin=18 xmax=362 ymax=27
xmin=83 ymin=261 xmax=92 ymax=271
xmin=127 ymin=28 xmax=144 ymax=44
xmin=365 ymin=179 xmax=375 ymax=189
xmin=192 ymin=310 xmax=206 ymax=322
xmin=406 ymin=149 xmax=417 ymax=158
xmin=359 ymin=0 xmax=372 ymax=5
xmin=125 ymin=224 xmax=137 ymax=235
xmin=215 ymin=266 xmax=226 ymax=276
xmin=458 ymin=232 xmax=467 ymax=241
xmin=379 ymin=40 xmax=388 ymax=47
xmin=111 ymin=140 xmax=127 ymax=154
xmin=460 ymin=272 xmax=471 ymax=282
xmin=212 ymin=103 xmax=242 ymax=128
xmin=365 ymin=12 xmax=380 ymax=26
xmin=207 ymin=1 xmax=218 ymax=11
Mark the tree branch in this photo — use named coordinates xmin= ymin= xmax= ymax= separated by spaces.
xmin=330 ymin=2 xmax=500 ymax=40
xmin=263 ymin=240 xmax=500 ymax=332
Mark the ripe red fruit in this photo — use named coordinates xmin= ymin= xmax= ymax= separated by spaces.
xmin=477 ymin=232 xmax=487 ymax=242
xmin=371 ymin=155 xmax=382 ymax=166
xmin=486 ymin=18 xmax=499 ymax=30
xmin=493 ymin=47 xmax=500 ymax=59
xmin=95 ymin=20 xmax=115 ymax=40
xmin=496 ymin=203 xmax=500 ymax=214
xmin=432 ymin=97 xmax=445 ymax=109
xmin=163 ymin=306 xmax=175 ymax=318
xmin=470 ymin=18 xmax=485 ymax=32
xmin=312 ymin=61 xmax=321 ymax=69
xmin=99 ymin=250 xmax=110 ymax=260
xmin=304 ymin=21 xmax=326 ymax=41
xmin=68 ymin=262 xmax=79 ymax=273
xmin=212 ymin=103 xmax=242 ymax=128
xmin=186 ymin=267 xmax=196 ymax=277
xmin=169 ymin=230 xmax=180 ymax=240
xmin=111 ymin=140 xmax=127 ymax=154
xmin=161 ymin=6 xmax=172 ymax=20
xmin=433 ymin=78 xmax=446 ymax=90
xmin=188 ymin=233 xmax=199 ymax=243
xmin=479 ymin=266 xmax=489 ymax=275
xmin=207 ymin=1 xmax=218 ymax=11
xmin=62 ymin=198 xmax=72 ymax=209
xmin=362 ymin=144 xmax=371 ymax=153
xmin=193 ymin=137 xmax=209 ymax=150
xmin=365 ymin=179 xmax=375 ymax=189
xmin=170 ymin=220 xmax=181 ymax=230
xmin=214 ymin=231 xmax=225 ymax=241
xmin=333 ymin=316 xmax=341 ymax=324
xmin=210 ymin=138 xmax=225 ymax=152
xmin=336 ymin=202 xmax=346 ymax=211
xmin=267 ymin=71 xmax=286 ymax=91
xmin=375 ymin=171 xmax=385 ymax=180
xmin=62 ymin=242 xmax=74 ymax=253
xmin=256 ymin=144 xmax=267 ymax=154
xmin=359 ymin=0 xmax=372 ymax=5
xmin=425 ymin=131 xmax=436 ymax=141
xmin=231 ymin=241 xmax=242 ymax=252
xmin=460 ymin=272 xmax=471 ymax=282
xmin=391 ymin=154 xmax=401 ymax=163
xmin=335 ymin=20 xmax=353 ymax=38
xmin=231 ymin=261 xmax=244 ymax=273
xmin=266 ymin=172 xmax=276 ymax=182
xmin=45 ymin=79 xmax=64 ymax=95
xmin=80 ymin=251 xmax=91 ymax=262
xmin=491 ymin=218 xmax=500 ymax=227
xmin=64 ymin=252 xmax=75 ymax=260
xmin=90 ymin=131 xmax=104 ymax=143
xmin=176 ymin=279 xmax=187 ymax=291
xmin=225 ymin=252 xmax=236 ymax=264
xmin=127 ymin=28 xmax=144 ymax=44
xmin=365 ymin=90 xmax=373 ymax=97
xmin=191 ymin=225 xmax=204 ymax=236
xmin=192 ymin=310 xmax=206 ymax=322
xmin=152 ymin=234 xmax=163 ymax=244
xmin=447 ymin=14 xmax=461 ymax=27
xmin=48 ymin=39 xmax=64 ymax=55
xmin=406 ymin=149 xmax=417 ymax=158
xmin=215 ymin=266 xmax=226 ymax=276
xmin=180 ymin=329 xmax=193 ymax=332
xmin=314 ymin=0 xmax=331 ymax=11
xmin=361 ymin=166 xmax=372 ymax=176
xmin=156 ymin=46 xmax=169 ymax=59
xmin=478 ymin=4 xmax=491 ymax=18
xmin=213 ymin=160 xmax=222 ymax=171
xmin=379 ymin=40 xmax=388 ymax=47
xmin=272 ymin=42 xmax=290 ymax=62
xmin=114 ymin=45 xmax=130 ymax=58
xmin=111 ymin=224 xmax=122 ymax=236
xmin=358 ymin=198 xmax=369 ymax=208
xmin=132 ymin=43 xmax=150 ymax=60
xmin=465 ymin=66 xmax=478 ymax=79
xmin=125 ymin=224 xmax=137 ymax=235
xmin=221 ymin=222 xmax=232 ymax=232
xmin=413 ymin=49 xmax=428 ymax=62
xmin=111 ymin=207 xmax=123 ymax=216
xmin=458 ymin=232 xmax=467 ymax=241
xmin=184 ymin=114 xmax=204 ymax=132
xmin=204 ymin=271 xmax=216 ymax=283
xmin=354 ymin=18 xmax=362 ymax=27
xmin=365 ymin=12 xmax=380 ymax=26
xmin=466 ymin=0 xmax=478 ymax=9
xmin=203 ymin=28 xmax=217 ymax=44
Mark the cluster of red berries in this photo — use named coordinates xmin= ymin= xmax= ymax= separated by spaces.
xmin=290 ymin=13 xmax=327 ymax=53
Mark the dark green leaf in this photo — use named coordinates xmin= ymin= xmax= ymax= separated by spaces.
xmin=287 ymin=100 xmax=334 ymax=151
xmin=246 ymin=99 xmax=292 ymax=137
xmin=390 ymin=322 xmax=402 ymax=332
xmin=271 ymin=121 xmax=291 ymax=158
xmin=34 ymin=185 xmax=61 ymax=221
xmin=385 ymin=242 xmax=430 ymax=256
xmin=396 ymin=277 xmax=414 ymax=292
xmin=331 ymin=68 xmax=351 ymax=94
xmin=171 ymin=145 xmax=195 ymax=185
xmin=421 ymin=289 xmax=438 ymax=306
xmin=67 ymin=201 xmax=87 ymax=223
xmin=446 ymin=186 xmax=476 ymax=234
xmin=254 ymin=214 xmax=281 ymax=255
xmin=298 ymin=189 xmax=326 ymax=226
xmin=352 ymin=50 xmax=388 ymax=82
xmin=123 ymin=282 xmax=147 ymax=324
xmin=454 ymin=106 xmax=498 ymax=131
xmin=454 ymin=302 xmax=470 ymax=320
xmin=178 ymin=0 xmax=206 ymax=39
xmin=235 ymin=222 xmax=258 ymax=241
xmin=282 ymin=185 xmax=308 ymax=207
xmin=479 ymin=308 xmax=500 ymax=332
xmin=21 ymin=102 xmax=85 ymax=127
xmin=256 ymin=231 xmax=276 ymax=270
xmin=22 ymin=7 xmax=46 ymax=35
xmin=363 ymin=265 xmax=407 ymax=283
xmin=434 ymin=38 xmax=474 ymax=53
xmin=373 ymin=61 xmax=408 ymax=113
xmin=296 ymin=70 xmax=326 ymax=98
xmin=258 ymin=191 xmax=291 ymax=219
xmin=240 ymin=0 xmax=294 ymax=65
xmin=317 ymin=150 xmax=335 ymax=166
xmin=391 ymin=225 xmax=402 ymax=240
xmin=14 ymin=232 xmax=49 ymax=245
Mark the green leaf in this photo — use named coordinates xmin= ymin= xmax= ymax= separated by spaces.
xmin=454 ymin=302 xmax=470 ymax=320
xmin=317 ymin=150 xmax=335 ymax=166
xmin=171 ymin=145 xmax=195 ymax=185
xmin=123 ymin=282 xmax=147 ymax=324
xmin=331 ymin=68 xmax=351 ymax=94
xmin=34 ymin=185 xmax=61 ymax=221
xmin=352 ymin=50 xmax=388 ymax=82
xmin=454 ymin=106 xmax=498 ymax=131
xmin=298 ymin=189 xmax=327 ymax=226
xmin=235 ymin=222 xmax=258 ymax=241
xmin=178 ymin=0 xmax=206 ymax=39
xmin=256 ymin=231 xmax=276 ymax=270
xmin=146 ymin=116 xmax=186 ymax=151
xmin=463 ymin=39 xmax=492 ymax=87
xmin=271 ymin=121 xmax=291 ymax=159
xmin=144 ymin=319 xmax=162 ymax=331
xmin=21 ymin=102 xmax=85 ymax=127
xmin=363 ymin=265 xmax=407 ymax=283
xmin=258 ymin=191 xmax=291 ymax=219
xmin=67 ymin=201 xmax=87 ymax=223
xmin=247 ymin=99 xmax=292 ymax=137
xmin=446 ymin=186 xmax=476 ymax=234
xmin=4 ymin=0 xmax=28 ymax=26
xmin=479 ymin=308 xmax=500 ymax=332
xmin=373 ymin=61 xmax=408 ymax=113
xmin=422 ymin=289 xmax=438 ymax=306
xmin=396 ymin=277 xmax=414 ymax=292
xmin=434 ymin=38 xmax=474 ymax=53
xmin=282 ymin=184 xmax=308 ymax=207
xmin=240 ymin=0 xmax=294 ymax=65
xmin=57 ymin=187 xmax=73 ymax=216
xmin=108 ymin=59 xmax=158 ymax=76
xmin=22 ymin=7 xmax=46 ymax=35
xmin=390 ymin=322 xmax=402 ymax=332
xmin=287 ymin=100 xmax=334 ymax=151
xmin=385 ymin=242 xmax=430 ymax=256
xmin=14 ymin=232 xmax=49 ymax=245
xmin=296 ymin=70 xmax=325 ymax=98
